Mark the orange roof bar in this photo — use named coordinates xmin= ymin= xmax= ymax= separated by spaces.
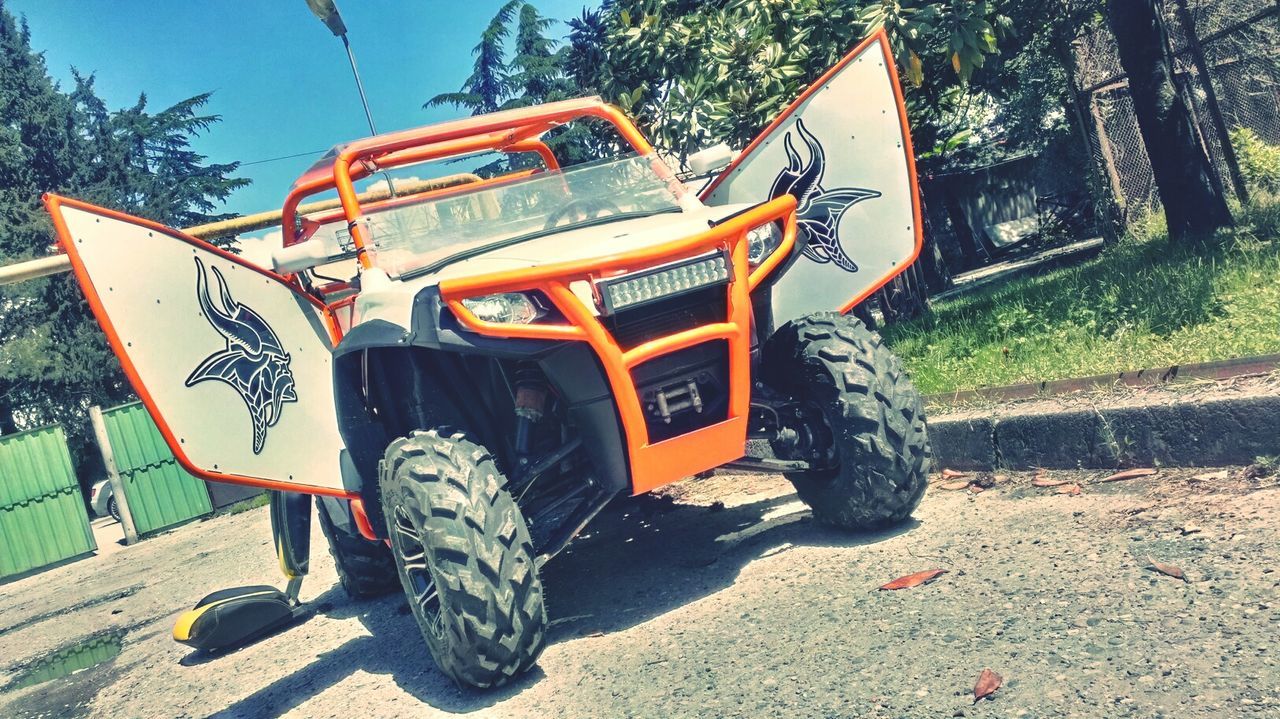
xmin=326 ymin=99 xmax=652 ymax=268
xmin=282 ymin=130 xmax=515 ymax=246
xmin=280 ymin=98 xmax=648 ymax=250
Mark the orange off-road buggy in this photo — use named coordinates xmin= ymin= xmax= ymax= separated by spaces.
xmin=45 ymin=32 xmax=928 ymax=687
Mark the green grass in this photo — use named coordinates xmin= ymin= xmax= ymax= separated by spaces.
xmin=211 ymin=491 xmax=271 ymax=517
xmin=883 ymin=194 xmax=1280 ymax=396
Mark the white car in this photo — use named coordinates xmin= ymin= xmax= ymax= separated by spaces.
xmin=89 ymin=479 xmax=120 ymax=522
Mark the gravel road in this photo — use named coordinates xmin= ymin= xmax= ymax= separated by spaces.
xmin=1 ymin=466 xmax=1277 ymax=718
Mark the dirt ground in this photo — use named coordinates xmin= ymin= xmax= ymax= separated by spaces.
xmin=1 ymin=465 xmax=1277 ymax=718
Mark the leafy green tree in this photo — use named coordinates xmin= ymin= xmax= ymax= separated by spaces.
xmin=564 ymin=8 xmax=609 ymax=94
xmin=0 ymin=1 xmax=247 ymax=477
xmin=570 ymin=0 xmax=1009 ymax=166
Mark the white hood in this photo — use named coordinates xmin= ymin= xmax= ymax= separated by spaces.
xmin=421 ymin=202 xmax=756 ymax=285
xmin=353 ymin=202 xmax=757 ymax=330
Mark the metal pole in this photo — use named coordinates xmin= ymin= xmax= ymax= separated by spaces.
xmin=342 ymin=34 xmax=378 ymax=137
xmin=89 ymin=405 xmax=139 ymax=545
xmin=340 ymin=33 xmax=397 ymax=195
xmin=0 ymin=174 xmax=479 ymax=287
xmin=0 ymin=254 xmax=72 ymax=284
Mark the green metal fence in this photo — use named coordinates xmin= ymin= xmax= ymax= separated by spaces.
xmin=98 ymin=402 xmax=212 ymax=536
xmin=0 ymin=426 xmax=97 ymax=580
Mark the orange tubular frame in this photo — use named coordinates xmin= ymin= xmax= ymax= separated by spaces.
xmin=441 ymin=195 xmax=798 ymax=494
xmin=281 ymin=98 xmax=653 ymax=252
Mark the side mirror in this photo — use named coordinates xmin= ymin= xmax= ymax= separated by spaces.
xmin=687 ymin=143 xmax=734 ymax=176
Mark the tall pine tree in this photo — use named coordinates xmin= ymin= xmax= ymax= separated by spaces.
xmin=0 ymin=0 xmax=247 ymax=479
xmin=424 ymin=0 xmax=523 ymax=114
xmin=506 ymin=3 xmax=564 ymax=107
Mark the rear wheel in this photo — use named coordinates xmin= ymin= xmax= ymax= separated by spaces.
xmin=764 ymin=312 xmax=930 ymax=530
xmin=316 ymin=497 xmax=399 ymax=599
xmin=379 ymin=429 xmax=546 ymax=688
xmin=107 ymin=496 xmax=121 ymax=524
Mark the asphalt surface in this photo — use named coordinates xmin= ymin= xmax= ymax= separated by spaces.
xmin=1 ymin=467 xmax=1277 ymax=718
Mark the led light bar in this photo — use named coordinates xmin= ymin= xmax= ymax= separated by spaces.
xmin=599 ymin=251 xmax=732 ymax=313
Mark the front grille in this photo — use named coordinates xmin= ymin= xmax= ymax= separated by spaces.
xmin=602 ymin=285 xmax=727 ymax=350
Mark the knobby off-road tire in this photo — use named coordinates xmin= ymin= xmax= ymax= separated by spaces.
xmin=764 ymin=312 xmax=930 ymax=530
xmin=316 ymin=496 xmax=399 ymax=599
xmin=379 ymin=429 xmax=546 ymax=689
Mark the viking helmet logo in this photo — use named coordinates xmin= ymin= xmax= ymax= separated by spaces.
xmin=185 ymin=258 xmax=297 ymax=454
xmin=769 ymin=118 xmax=881 ymax=273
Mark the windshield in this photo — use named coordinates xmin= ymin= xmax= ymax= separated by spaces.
xmin=352 ymin=154 xmax=681 ymax=278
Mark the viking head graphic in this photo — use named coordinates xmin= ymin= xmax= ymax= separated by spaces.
xmin=185 ymin=257 xmax=297 ymax=454
xmin=769 ymin=118 xmax=881 ymax=273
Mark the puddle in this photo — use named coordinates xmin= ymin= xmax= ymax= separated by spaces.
xmin=3 ymin=629 xmax=125 ymax=692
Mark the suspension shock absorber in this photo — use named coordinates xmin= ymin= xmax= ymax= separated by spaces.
xmin=512 ymin=362 xmax=548 ymax=471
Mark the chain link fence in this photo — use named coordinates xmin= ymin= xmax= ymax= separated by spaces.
xmin=1074 ymin=0 xmax=1280 ymax=222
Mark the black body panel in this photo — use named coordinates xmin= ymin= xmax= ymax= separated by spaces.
xmin=332 ymin=286 xmax=632 ymax=533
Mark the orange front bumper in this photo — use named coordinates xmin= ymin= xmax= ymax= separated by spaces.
xmin=439 ymin=196 xmax=798 ymax=494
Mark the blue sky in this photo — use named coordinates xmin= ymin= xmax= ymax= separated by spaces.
xmin=10 ymin=1 xmax=597 ymax=215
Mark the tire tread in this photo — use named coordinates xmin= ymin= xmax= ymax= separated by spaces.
xmin=765 ymin=313 xmax=931 ymax=529
xmin=379 ymin=429 xmax=546 ymax=689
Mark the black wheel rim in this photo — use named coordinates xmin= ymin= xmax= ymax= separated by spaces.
xmin=392 ymin=505 xmax=445 ymax=639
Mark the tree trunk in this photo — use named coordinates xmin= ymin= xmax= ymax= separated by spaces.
xmin=0 ymin=402 xmax=18 ymax=435
xmin=1107 ymin=0 xmax=1232 ymax=241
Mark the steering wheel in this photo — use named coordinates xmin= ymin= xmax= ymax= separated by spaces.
xmin=543 ymin=197 xmax=624 ymax=230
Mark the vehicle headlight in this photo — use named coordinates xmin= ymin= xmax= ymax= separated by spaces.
xmin=461 ymin=293 xmax=544 ymax=324
xmin=746 ymin=223 xmax=783 ymax=266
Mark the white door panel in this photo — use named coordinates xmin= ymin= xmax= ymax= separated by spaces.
xmin=702 ymin=31 xmax=921 ymax=324
xmin=51 ymin=199 xmax=348 ymax=494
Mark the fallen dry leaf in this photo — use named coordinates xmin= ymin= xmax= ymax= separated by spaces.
xmin=939 ymin=480 xmax=971 ymax=491
xmin=1148 ymin=557 xmax=1186 ymax=581
xmin=968 ymin=484 xmax=985 ymax=494
xmin=1032 ymin=477 xmax=1069 ymax=488
xmin=1100 ymin=468 xmax=1157 ymax=483
xmin=879 ymin=568 xmax=947 ymax=590
xmin=1055 ymin=483 xmax=1082 ymax=495
xmin=974 ymin=668 xmax=1002 ymax=703
xmin=941 ymin=468 xmax=968 ymax=479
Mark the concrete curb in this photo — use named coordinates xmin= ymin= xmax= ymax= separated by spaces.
xmin=929 ymin=393 xmax=1280 ymax=471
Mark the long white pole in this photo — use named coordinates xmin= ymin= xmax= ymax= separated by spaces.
xmin=0 ymin=174 xmax=479 ymax=287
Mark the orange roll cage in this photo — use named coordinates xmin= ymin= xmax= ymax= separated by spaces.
xmin=279 ymin=97 xmax=653 ymax=254
xmin=275 ymin=95 xmax=799 ymax=496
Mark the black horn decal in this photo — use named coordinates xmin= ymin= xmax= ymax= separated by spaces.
xmin=768 ymin=118 xmax=880 ymax=273
xmin=186 ymin=257 xmax=297 ymax=454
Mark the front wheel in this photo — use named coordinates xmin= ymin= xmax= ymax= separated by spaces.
xmin=379 ymin=429 xmax=546 ymax=689
xmin=107 ymin=496 xmax=121 ymax=524
xmin=763 ymin=313 xmax=930 ymax=530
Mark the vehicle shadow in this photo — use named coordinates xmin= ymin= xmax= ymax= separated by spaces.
xmin=206 ymin=489 xmax=918 ymax=716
